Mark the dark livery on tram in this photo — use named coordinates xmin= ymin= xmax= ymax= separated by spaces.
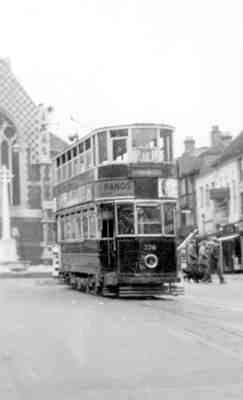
xmin=53 ymin=123 xmax=181 ymax=297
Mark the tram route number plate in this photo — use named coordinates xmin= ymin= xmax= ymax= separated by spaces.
xmin=95 ymin=179 xmax=134 ymax=198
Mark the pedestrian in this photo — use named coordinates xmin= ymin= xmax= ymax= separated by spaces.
xmin=211 ymin=239 xmax=225 ymax=284
xmin=199 ymin=241 xmax=212 ymax=283
xmin=184 ymin=240 xmax=200 ymax=282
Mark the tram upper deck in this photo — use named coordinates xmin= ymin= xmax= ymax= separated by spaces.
xmin=53 ymin=123 xmax=176 ymax=196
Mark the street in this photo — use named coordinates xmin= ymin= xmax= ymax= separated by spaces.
xmin=0 ymin=276 xmax=243 ymax=399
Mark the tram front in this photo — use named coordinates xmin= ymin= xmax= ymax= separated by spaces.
xmin=98 ymin=199 xmax=179 ymax=297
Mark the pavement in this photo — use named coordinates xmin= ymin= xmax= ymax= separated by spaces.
xmin=0 ymin=264 xmax=53 ymax=278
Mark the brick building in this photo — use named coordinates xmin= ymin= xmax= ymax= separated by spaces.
xmin=0 ymin=58 xmax=67 ymax=264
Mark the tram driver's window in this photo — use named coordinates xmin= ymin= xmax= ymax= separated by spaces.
xmin=117 ymin=204 xmax=134 ymax=235
xmin=137 ymin=205 xmax=161 ymax=234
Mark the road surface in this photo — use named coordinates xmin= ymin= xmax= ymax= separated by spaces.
xmin=0 ymin=276 xmax=243 ymax=399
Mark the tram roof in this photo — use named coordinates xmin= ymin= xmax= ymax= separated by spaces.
xmin=53 ymin=122 xmax=175 ymax=160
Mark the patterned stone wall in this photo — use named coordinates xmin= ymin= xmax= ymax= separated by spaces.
xmin=0 ymin=58 xmax=67 ymax=264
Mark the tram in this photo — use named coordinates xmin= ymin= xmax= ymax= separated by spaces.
xmin=53 ymin=123 xmax=182 ymax=297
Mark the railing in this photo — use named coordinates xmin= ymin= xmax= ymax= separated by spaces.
xmin=132 ymin=148 xmax=164 ymax=163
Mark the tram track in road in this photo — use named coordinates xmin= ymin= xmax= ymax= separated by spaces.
xmin=136 ymin=297 xmax=243 ymax=363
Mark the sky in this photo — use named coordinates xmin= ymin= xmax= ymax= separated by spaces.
xmin=0 ymin=0 xmax=242 ymax=156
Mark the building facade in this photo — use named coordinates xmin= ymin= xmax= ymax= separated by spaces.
xmin=176 ymin=126 xmax=232 ymax=242
xmin=0 ymin=58 xmax=67 ymax=264
xmin=196 ymin=131 xmax=243 ymax=272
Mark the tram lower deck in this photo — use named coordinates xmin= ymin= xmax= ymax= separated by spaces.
xmin=59 ymin=236 xmax=181 ymax=297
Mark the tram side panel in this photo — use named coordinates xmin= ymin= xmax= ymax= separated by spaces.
xmin=61 ymin=241 xmax=99 ymax=276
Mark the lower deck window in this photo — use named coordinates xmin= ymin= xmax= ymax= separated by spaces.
xmin=164 ymin=202 xmax=176 ymax=235
xmin=117 ymin=204 xmax=134 ymax=235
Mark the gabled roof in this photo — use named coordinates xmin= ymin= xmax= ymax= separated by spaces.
xmin=213 ymin=131 xmax=243 ymax=166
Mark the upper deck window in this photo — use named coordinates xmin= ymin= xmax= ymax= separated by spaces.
xmin=73 ymin=146 xmax=77 ymax=157
xmin=132 ymin=128 xmax=159 ymax=162
xmin=79 ymin=142 xmax=84 ymax=154
xmin=98 ymin=131 xmax=108 ymax=164
xmin=132 ymin=128 xmax=157 ymax=148
xmin=160 ymin=129 xmax=172 ymax=161
xmin=61 ymin=153 xmax=66 ymax=164
xmin=112 ymin=138 xmax=128 ymax=161
xmin=85 ymin=138 xmax=91 ymax=150
xmin=110 ymin=129 xmax=128 ymax=138
xmin=56 ymin=157 xmax=60 ymax=167
xmin=67 ymin=150 xmax=72 ymax=161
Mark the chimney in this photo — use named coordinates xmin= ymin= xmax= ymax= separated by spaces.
xmin=211 ymin=125 xmax=222 ymax=147
xmin=184 ymin=136 xmax=195 ymax=153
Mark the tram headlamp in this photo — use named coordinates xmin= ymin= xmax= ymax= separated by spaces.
xmin=144 ymin=254 xmax=158 ymax=269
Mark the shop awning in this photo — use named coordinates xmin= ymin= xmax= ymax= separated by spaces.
xmin=218 ymin=234 xmax=239 ymax=241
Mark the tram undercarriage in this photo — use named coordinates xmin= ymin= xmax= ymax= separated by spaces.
xmin=60 ymin=271 xmax=183 ymax=298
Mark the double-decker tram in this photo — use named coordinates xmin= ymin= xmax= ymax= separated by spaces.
xmin=53 ymin=123 xmax=182 ymax=297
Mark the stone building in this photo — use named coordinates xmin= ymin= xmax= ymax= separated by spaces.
xmin=0 ymin=58 xmax=67 ymax=264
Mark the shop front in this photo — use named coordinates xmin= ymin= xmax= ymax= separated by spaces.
xmin=217 ymin=223 xmax=243 ymax=273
